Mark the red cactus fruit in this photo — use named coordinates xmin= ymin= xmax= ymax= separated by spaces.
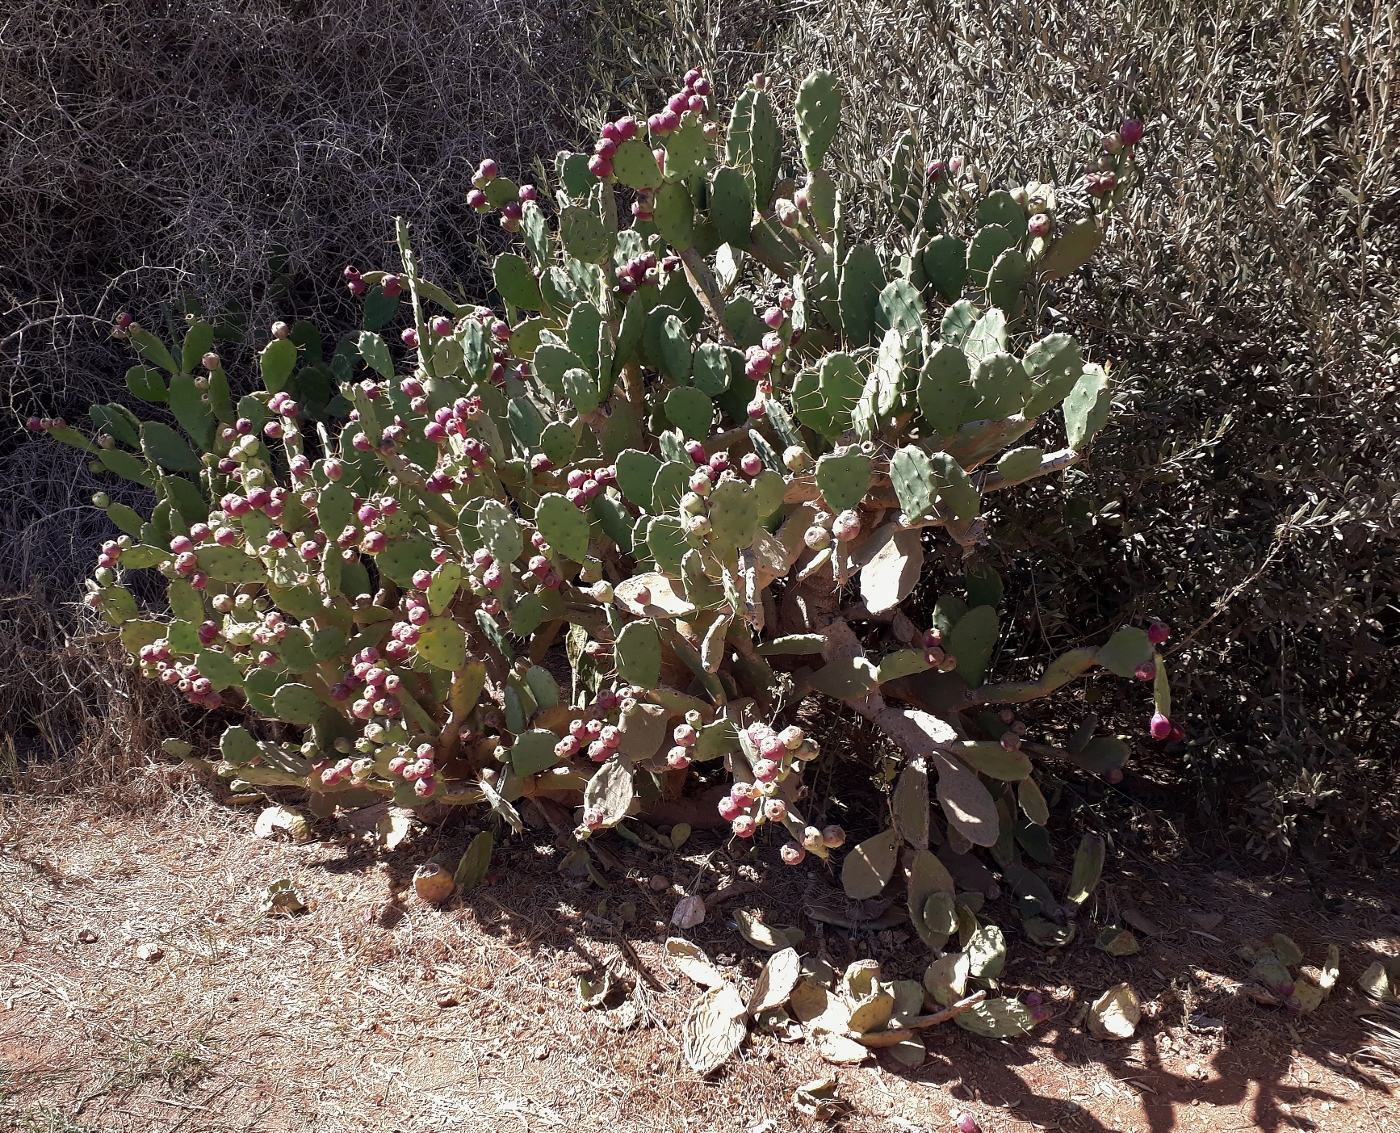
xmin=1149 ymin=712 xmax=1172 ymax=740
xmin=1147 ymin=620 xmax=1171 ymax=645
xmin=1119 ymin=118 xmax=1144 ymax=145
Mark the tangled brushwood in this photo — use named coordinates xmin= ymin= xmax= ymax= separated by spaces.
xmin=36 ymin=66 xmax=1172 ymax=1038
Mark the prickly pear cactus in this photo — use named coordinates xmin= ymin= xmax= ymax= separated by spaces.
xmin=36 ymin=68 xmax=1168 ymax=974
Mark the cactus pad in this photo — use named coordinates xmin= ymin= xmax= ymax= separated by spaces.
xmin=559 ymin=206 xmax=613 ymax=264
xmin=535 ymin=493 xmax=591 ymax=563
xmin=612 ymin=138 xmax=662 ymax=190
xmin=1062 ymin=364 xmax=1112 ymax=449
xmin=271 ymin=683 xmax=325 ymax=727
xmin=417 ymin=616 xmax=468 ymax=670
xmin=653 ymin=181 xmax=695 ymax=251
xmin=795 ymin=70 xmax=841 ymax=169
xmin=709 ymin=165 xmax=754 ymax=246
xmin=816 ymin=449 xmax=872 ymax=512
xmin=890 ymin=445 xmax=937 ymax=519
xmin=615 ymin=619 xmax=662 ymax=688
xmin=707 ymin=479 xmax=759 ymax=551
xmin=664 ymin=385 xmax=714 ymax=438
xmin=198 ymin=544 xmax=265 ymax=584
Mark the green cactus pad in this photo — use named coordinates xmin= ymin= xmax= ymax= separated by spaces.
xmin=167 ymin=375 xmax=216 ymax=449
xmin=271 ymin=682 xmax=325 ymax=727
xmin=1063 ymin=364 xmax=1111 ymax=449
xmin=653 ymin=181 xmax=695 ymax=250
xmin=139 ymin=421 xmax=199 ymax=473
xmin=658 ymin=313 xmax=692 ymax=381
xmin=929 ymin=453 xmax=980 ymax=521
xmin=969 ymin=352 xmax=1030 ymax=420
xmin=615 ymin=449 xmax=662 ymax=507
xmin=276 ymin=626 xmax=317 ymax=673
xmin=90 ymin=403 xmax=141 ymax=448
xmin=535 ymin=493 xmax=590 ymax=563
xmin=987 ymin=248 xmax=1029 ymax=316
xmin=1022 ymin=333 xmax=1085 ymax=417
xmin=726 ymin=87 xmax=781 ymax=206
xmin=795 ymin=70 xmax=841 ymax=169
xmin=220 ymin=725 xmax=261 ymax=767
xmin=876 ymin=279 xmax=924 ymax=341
xmin=416 ymin=616 xmax=468 ymax=671
xmin=532 ymin=340 xmax=585 ymax=400
xmin=801 ymin=351 xmax=862 ymax=438
xmin=511 ymin=729 xmax=561 ymax=777
xmin=427 ymin=561 xmax=463 ymax=615
xmin=690 ymin=342 xmax=734 ymax=396
xmin=887 ymin=131 xmax=923 ymax=230
xmin=663 ymin=115 xmax=709 ymax=178
xmin=966 ymin=224 xmax=1019 ymax=282
xmin=1037 ymin=217 xmax=1103 ymax=281
xmin=976 ymin=191 xmax=1028 ymax=238
xmin=125 ymin=364 xmax=168 ymax=403
xmin=707 ymin=479 xmax=759 ymax=551
xmin=995 ymin=446 xmax=1044 ymax=483
xmin=751 ymin=469 xmax=785 ymax=519
xmin=709 ymin=165 xmax=755 ymax=246
xmin=591 ymin=493 xmax=635 ymax=553
xmin=646 ymin=517 xmax=688 ymax=575
xmin=917 ymin=343 xmax=973 ymax=435
xmin=357 ymin=330 xmax=394 ymax=379
xmin=562 ymin=367 xmax=600 ymax=413
xmin=556 ymin=149 xmax=595 ymax=200
xmin=197 ymin=649 xmax=245 ymax=690
xmin=891 ymin=445 xmax=937 ymax=519
xmin=816 ymin=449 xmax=873 ymax=512
xmin=650 ymin=460 xmax=691 ymax=513
xmin=539 ymin=420 xmax=579 ymax=467
xmin=837 ymin=243 xmax=884 ymax=347
xmin=582 ymin=756 xmax=636 ymax=829
xmin=310 ymin=626 xmax=348 ymax=661
xmin=804 ymin=168 xmax=838 ymax=232
xmin=127 ymin=327 xmax=179 ymax=374
xmin=664 ymin=386 xmax=713 ymax=438
xmin=373 ymin=535 xmax=434 ymax=586
xmin=940 ymin=299 xmax=978 ymax=347
xmin=259 ymin=337 xmax=298 ymax=393
xmin=559 ymin=206 xmax=613 ymax=264
xmin=872 ymin=328 xmax=907 ymax=416
xmin=612 ymin=138 xmax=662 ymax=190
xmin=963 ymin=307 xmax=1006 ymax=366
xmin=615 ymin=619 xmax=662 ymax=688
xmin=494 ymin=253 xmax=543 ymax=310
xmin=1096 ymin=626 xmax=1153 ymax=678
xmin=947 ymin=604 xmax=999 ymax=687
xmin=198 ymin=544 xmax=265 ymax=584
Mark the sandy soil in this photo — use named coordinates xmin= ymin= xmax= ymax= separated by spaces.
xmin=1 ymin=776 xmax=1396 ymax=1133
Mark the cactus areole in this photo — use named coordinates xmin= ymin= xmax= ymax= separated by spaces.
xmin=44 ymin=70 xmax=1170 ymax=874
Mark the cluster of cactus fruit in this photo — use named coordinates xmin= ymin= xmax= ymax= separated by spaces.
xmin=37 ymin=68 xmax=1173 ymax=1006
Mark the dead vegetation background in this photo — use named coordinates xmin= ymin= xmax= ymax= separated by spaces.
xmin=2 ymin=0 xmax=1398 ymax=865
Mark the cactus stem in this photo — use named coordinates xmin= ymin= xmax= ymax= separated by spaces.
xmin=677 ymin=247 xmax=738 ymax=346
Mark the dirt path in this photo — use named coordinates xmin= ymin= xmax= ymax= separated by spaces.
xmin=1 ymin=785 xmax=1395 ymax=1133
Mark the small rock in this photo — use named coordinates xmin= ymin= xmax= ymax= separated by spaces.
xmin=648 ymin=874 xmax=671 ymax=892
xmin=136 ymin=943 xmax=163 ymax=962
xmin=435 ymin=990 xmax=460 ymax=1008
xmin=75 ymin=928 xmax=98 ymax=944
